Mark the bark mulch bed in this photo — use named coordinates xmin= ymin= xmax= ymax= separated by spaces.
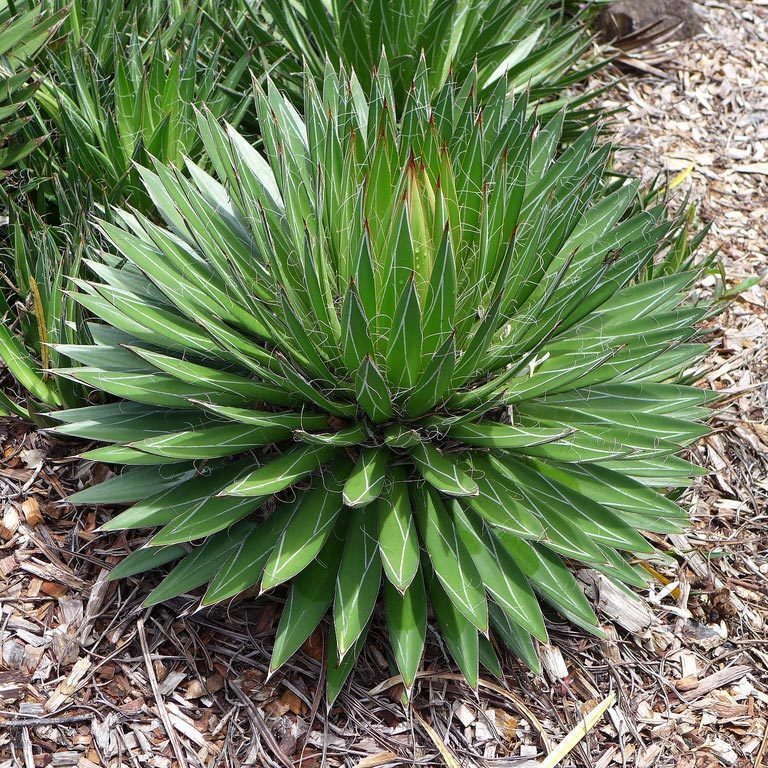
xmin=1 ymin=1 xmax=766 ymax=766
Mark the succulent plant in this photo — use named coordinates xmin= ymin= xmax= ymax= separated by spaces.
xmin=0 ymin=3 xmax=62 ymax=189
xmin=0 ymin=206 xmax=87 ymax=417
xmin=0 ymin=1 xmax=252 ymax=417
xmin=33 ymin=26 xmax=250 ymax=213
xmin=55 ymin=59 xmax=713 ymax=698
xmin=235 ymin=0 xmax=604 ymax=120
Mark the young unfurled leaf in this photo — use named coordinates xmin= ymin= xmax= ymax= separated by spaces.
xmin=386 ymin=274 xmax=422 ymax=392
xmin=341 ymin=281 xmax=375 ymax=376
xmin=421 ymin=225 xmax=456 ymax=358
xmin=406 ymin=332 xmax=456 ymax=418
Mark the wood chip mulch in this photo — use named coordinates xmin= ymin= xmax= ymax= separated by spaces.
xmin=1 ymin=1 xmax=766 ymax=766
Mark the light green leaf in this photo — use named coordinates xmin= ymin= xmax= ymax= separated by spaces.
xmin=386 ymin=274 xmax=422 ymax=392
xmin=129 ymin=422 xmax=292 ymax=460
xmin=412 ymin=483 xmax=488 ymax=631
xmin=429 ymin=572 xmax=479 ymax=689
xmin=341 ymin=281 xmax=375 ymax=376
xmin=411 ymin=442 xmax=478 ymax=497
xmin=384 ymin=568 xmax=426 ymax=691
xmin=108 ymin=545 xmax=187 ymax=582
xmin=355 ymin=355 xmax=393 ymax=424
xmin=591 ymin=545 xmax=651 ymax=589
xmin=144 ymin=521 xmax=256 ymax=606
xmin=383 ymin=425 xmax=424 ymax=448
xmin=496 ymin=456 xmax=655 ymax=554
xmin=530 ymin=459 xmax=689 ymax=532
xmin=71 ymin=464 xmax=196 ymax=505
xmin=270 ymin=529 xmax=345 ymax=673
xmin=202 ymin=502 xmax=297 ymax=605
xmin=326 ymin=620 xmax=370 ymax=703
xmin=447 ymin=421 xmax=571 ymax=449
xmin=343 ymin=446 xmax=389 ymax=508
xmin=478 ymin=634 xmax=503 ymax=679
xmin=453 ymin=503 xmax=547 ymax=642
xmin=222 ymin=444 xmax=337 ymax=497
xmin=463 ymin=455 xmax=545 ymax=539
xmin=488 ymin=603 xmax=541 ymax=675
xmin=51 ymin=403 xmax=213 ymax=443
xmin=128 ymin=346 xmax=295 ymax=406
xmin=262 ymin=469 xmax=348 ymax=590
xmin=55 ymin=368 xmax=235 ymax=410
xmin=0 ymin=323 xmax=62 ymax=405
xmin=334 ymin=505 xmax=381 ymax=656
xmin=495 ymin=533 xmax=598 ymax=629
xmin=377 ymin=466 xmax=420 ymax=592
xmin=421 ymin=224 xmax=456 ymax=358
xmin=102 ymin=461 xmax=253 ymax=534
xmin=406 ymin=333 xmax=456 ymax=418
xmin=294 ymin=423 xmax=370 ymax=446
xmin=190 ymin=402 xmax=330 ymax=431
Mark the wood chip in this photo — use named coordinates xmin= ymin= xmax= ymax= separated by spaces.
xmin=680 ymin=665 xmax=752 ymax=702
xmin=21 ymin=498 xmax=43 ymax=527
xmin=45 ymin=658 xmax=92 ymax=713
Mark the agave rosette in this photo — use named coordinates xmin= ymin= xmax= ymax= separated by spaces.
xmin=0 ymin=3 xmax=63 ymax=183
xmin=54 ymin=59 xmax=712 ymax=697
xmin=251 ymin=0 xmax=604 ymax=110
xmin=35 ymin=29 xmax=251 ymax=212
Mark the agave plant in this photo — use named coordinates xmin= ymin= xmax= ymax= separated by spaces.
xmin=0 ymin=0 xmax=256 ymax=417
xmin=31 ymin=27 xmax=251 ymax=212
xmin=0 ymin=2 xmax=62 ymax=196
xmin=42 ymin=0 xmax=175 ymax=60
xmin=231 ymin=0 xmax=604 ymax=120
xmin=0 ymin=203 xmax=89 ymax=418
xmin=55 ymin=59 xmax=713 ymax=698
xmin=42 ymin=0 xmax=220 ymax=68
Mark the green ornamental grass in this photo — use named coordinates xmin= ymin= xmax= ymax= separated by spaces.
xmin=33 ymin=27 xmax=251 ymax=212
xmin=53 ymin=59 xmax=713 ymax=698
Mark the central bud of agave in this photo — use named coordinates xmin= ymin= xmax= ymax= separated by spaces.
xmin=55 ymin=58 xmax=709 ymax=699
